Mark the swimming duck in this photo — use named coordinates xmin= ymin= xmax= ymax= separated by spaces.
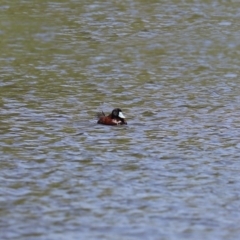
xmin=97 ymin=108 xmax=127 ymax=125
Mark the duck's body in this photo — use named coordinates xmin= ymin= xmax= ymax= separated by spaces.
xmin=97 ymin=108 xmax=127 ymax=125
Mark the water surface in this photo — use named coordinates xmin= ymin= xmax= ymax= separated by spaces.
xmin=1 ymin=0 xmax=240 ymax=239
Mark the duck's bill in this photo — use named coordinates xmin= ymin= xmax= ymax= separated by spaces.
xmin=118 ymin=112 xmax=125 ymax=118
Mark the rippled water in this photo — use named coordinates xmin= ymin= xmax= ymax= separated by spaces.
xmin=1 ymin=1 xmax=240 ymax=239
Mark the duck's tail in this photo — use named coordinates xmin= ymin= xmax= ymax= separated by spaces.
xmin=96 ymin=111 xmax=105 ymax=119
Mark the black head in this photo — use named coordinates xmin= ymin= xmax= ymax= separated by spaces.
xmin=111 ymin=108 xmax=125 ymax=119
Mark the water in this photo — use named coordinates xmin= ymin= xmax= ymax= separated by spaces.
xmin=1 ymin=0 xmax=240 ymax=239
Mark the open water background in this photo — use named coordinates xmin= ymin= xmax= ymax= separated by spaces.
xmin=1 ymin=1 xmax=240 ymax=239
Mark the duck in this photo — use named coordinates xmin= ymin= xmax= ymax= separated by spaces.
xmin=97 ymin=108 xmax=127 ymax=125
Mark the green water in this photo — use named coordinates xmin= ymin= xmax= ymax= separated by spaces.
xmin=1 ymin=1 xmax=240 ymax=239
